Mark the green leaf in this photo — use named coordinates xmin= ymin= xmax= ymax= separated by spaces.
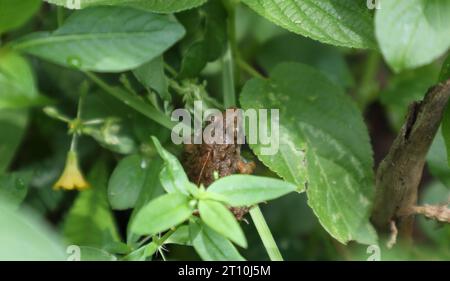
xmin=78 ymin=246 xmax=117 ymax=261
xmin=0 ymin=50 xmax=45 ymax=109
xmin=0 ymin=109 xmax=28 ymax=173
xmin=131 ymin=193 xmax=193 ymax=236
xmin=0 ymin=171 xmax=32 ymax=208
xmin=376 ymin=0 xmax=450 ymax=72
xmin=108 ymin=154 xmax=152 ymax=210
xmin=0 ymin=0 xmax=41 ymax=34
xmin=178 ymin=1 xmax=227 ymax=78
xmin=126 ymin=157 xmax=164 ymax=244
xmin=13 ymin=6 xmax=185 ymax=72
xmin=45 ymin=0 xmax=207 ymax=13
xmin=0 ymin=199 xmax=66 ymax=261
xmin=189 ymin=220 xmax=245 ymax=261
xmin=165 ymin=225 xmax=191 ymax=246
xmin=123 ymin=242 xmax=158 ymax=261
xmin=240 ymin=62 xmax=374 ymax=244
xmin=198 ymin=200 xmax=247 ymax=248
xmin=63 ymin=160 xmax=121 ymax=247
xmin=380 ymin=64 xmax=440 ymax=130
xmin=151 ymin=136 xmax=197 ymax=195
xmin=241 ymin=0 xmax=375 ymax=49
xmin=256 ymin=33 xmax=354 ymax=89
xmin=207 ymin=175 xmax=296 ymax=206
xmin=103 ymin=241 xmax=132 ymax=255
xmin=428 ymin=129 xmax=450 ymax=187
xmin=133 ymin=56 xmax=170 ymax=101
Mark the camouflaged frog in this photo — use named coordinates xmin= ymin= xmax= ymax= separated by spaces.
xmin=183 ymin=108 xmax=255 ymax=220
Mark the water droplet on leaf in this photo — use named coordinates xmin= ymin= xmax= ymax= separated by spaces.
xmin=67 ymin=56 xmax=82 ymax=68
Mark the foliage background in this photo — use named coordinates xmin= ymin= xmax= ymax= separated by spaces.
xmin=0 ymin=0 xmax=449 ymax=261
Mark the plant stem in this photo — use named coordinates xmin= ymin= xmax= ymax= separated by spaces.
xmin=356 ymin=51 xmax=380 ymax=110
xmin=69 ymin=85 xmax=88 ymax=152
xmin=56 ymin=6 xmax=64 ymax=27
xmin=250 ymin=206 xmax=283 ymax=261
xmin=237 ymin=58 xmax=266 ymax=80
xmin=222 ymin=45 xmax=236 ymax=108
xmin=84 ymin=71 xmax=179 ymax=131
xmin=222 ymin=0 xmax=238 ymax=108
xmin=164 ymin=63 xmax=178 ymax=77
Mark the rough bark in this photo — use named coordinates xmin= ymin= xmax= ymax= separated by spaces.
xmin=371 ymin=79 xmax=450 ymax=238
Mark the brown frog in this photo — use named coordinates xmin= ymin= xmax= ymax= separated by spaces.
xmin=183 ymin=108 xmax=256 ymax=220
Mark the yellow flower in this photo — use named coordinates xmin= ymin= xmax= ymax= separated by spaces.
xmin=53 ymin=151 xmax=89 ymax=191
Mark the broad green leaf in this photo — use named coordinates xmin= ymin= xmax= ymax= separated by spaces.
xmin=0 ymin=199 xmax=66 ymax=261
xmin=0 ymin=171 xmax=32 ymax=208
xmin=0 ymin=50 xmax=44 ymax=109
xmin=178 ymin=1 xmax=227 ymax=78
xmin=241 ymin=0 xmax=376 ymax=49
xmin=376 ymin=0 xmax=450 ymax=72
xmin=78 ymin=246 xmax=117 ymax=261
xmin=256 ymin=33 xmax=354 ymax=89
xmin=240 ymin=63 xmax=374 ymax=244
xmin=133 ymin=56 xmax=170 ymax=101
xmin=151 ymin=136 xmax=197 ymax=195
xmin=123 ymin=247 xmax=146 ymax=261
xmin=103 ymin=241 xmax=132 ymax=255
xmin=126 ymin=157 xmax=164 ymax=244
xmin=63 ymin=160 xmax=121 ymax=247
xmin=108 ymin=154 xmax=151 ymax=210
xmin=165 ymin=225 xmax=191 ymax=246
xmin=45 ymin=0 xmax=207 ymax=13
xmin=13 ymin=6 xmax=185 ymax=72
xmin=380 ymin=64 xmax=440 ymax=130
xmin=0 ymin=0 xmax=41 ymax=34
xmin=428 ymin=129 xmax=450 ymax=188
xmin=207 ymin=175 xmax=296 ymax=206
xmin=189 ymin=220 xmax=245 ymax=261
xmin=0 ymin=109 xmax=28 ymax=173
xmin=123 ymin=242 xmax=158 ymax=261
xmin=131 ymin=193 xmax=193 ymax=236
xmin=198 ymin=200 xmax=247 ymax=248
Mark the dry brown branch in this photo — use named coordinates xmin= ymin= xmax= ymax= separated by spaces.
xmin=371 ymin=79 xmax=450 ymax=239
xmin=405 ymin=204 xmax=450 ymax=223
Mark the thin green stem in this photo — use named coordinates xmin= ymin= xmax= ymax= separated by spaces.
xmin=164 ymin=63 xmax=178 ymax=77
xmin=84 ymin=71 xmax=179 ymax=131
xmin=237 ymin=58 xmax=266 ymax=80
xmin=250 ymin=206 xmax=284 ymax=261
xmin=69 ymin=86 xmax=87 ymax=152
xmin=222 ymin=0 xmax=238 ymax=108
xmin=222 ymin=45 xmax=236 ymax=108
xmin=356 ymin=51 xmax=380 ymax=110
xmin=56 ymin=6 xmax=64 ymax=27
xmin=157 ymin=228 xmax=176 ymax=245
